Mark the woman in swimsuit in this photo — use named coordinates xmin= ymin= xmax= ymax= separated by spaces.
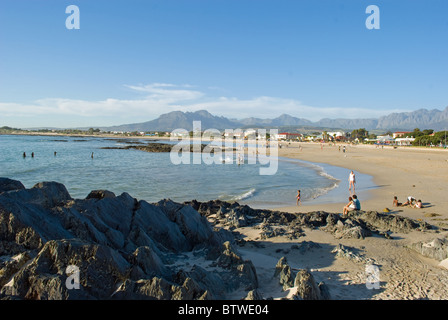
xmin=296 ymin=190 xmax=301 ymax=206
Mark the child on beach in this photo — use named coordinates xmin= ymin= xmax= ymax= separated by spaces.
xmin=393 ymin=196 xmax=402 ymax=207
xmin=296 ymin=190 xmax=301 ymax=206
xmin=412 ymin=200 xmax=423 ymax=208
xmin=402 ymin=196 xmax=416 ymax=207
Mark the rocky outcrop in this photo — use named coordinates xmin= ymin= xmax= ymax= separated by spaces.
xmin=274 ymin=257 xmax=294 ymax=290
xmin=101 ymin=142 xmax=215 ymax=153
xmin=192 ymin=200 xmax=432 ymax=240
xmin=408 ymin=237 xmax=448 ymax=262
xmin=0 ymin=178 xmax=437 ymax=300
xmin=0 ymin=178 xmax=256 ymax=300
xmin=273 ymin=257 xmax=330 ymax=300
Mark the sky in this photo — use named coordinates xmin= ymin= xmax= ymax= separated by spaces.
xmin=0 ymin=0 xmax=447 ymax=128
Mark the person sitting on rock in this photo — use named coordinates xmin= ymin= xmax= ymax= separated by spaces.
xmin=343 ymin=196 xmax=354 ymax=216
xmin=352 ymin=194 xmax=361 ymax=210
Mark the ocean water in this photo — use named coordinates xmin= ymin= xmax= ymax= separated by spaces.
xmin=0 ymin=135 xmax=375 ymax=208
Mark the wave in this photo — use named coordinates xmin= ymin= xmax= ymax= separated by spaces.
xmin=222 ymin=188 xmax=257 ymax=202
xmin=306 ymin=182 xmax=340 ymax=200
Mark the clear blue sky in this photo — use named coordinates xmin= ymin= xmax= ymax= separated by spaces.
xmin=1 ymin=0 xmax=447 ymax=128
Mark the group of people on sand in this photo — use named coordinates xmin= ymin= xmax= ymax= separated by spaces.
xmin=295 ymin=168 xmax=424 ymax=214
xmin=393 ymin=196 xmax=423 ymax=208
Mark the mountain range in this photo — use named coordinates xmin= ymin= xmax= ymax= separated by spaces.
xmin=100 ymin=107 xmax=448 ymax=133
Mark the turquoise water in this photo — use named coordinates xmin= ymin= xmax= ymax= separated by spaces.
xmin=0 ymin=135 xmax=374 ymax=208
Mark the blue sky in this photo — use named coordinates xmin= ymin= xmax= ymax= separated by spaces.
xmin=1 ymin=0 xmax=447 ymax=128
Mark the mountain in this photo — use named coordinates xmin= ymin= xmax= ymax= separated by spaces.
xmin=376 ymin=107 xmax=448 ymax=131
xmin=102 ymin=110 xmax=240 ymax=132
xmin=239 ymin=114 xmax=312 ymax=127
xmin=314 ymin=118 xmax=379 ymax=130
xmin=100 ymin=107 xmax=448 ymax=133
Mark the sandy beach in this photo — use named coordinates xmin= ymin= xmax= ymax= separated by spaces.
xmin=278 ymin=142 xmax=448 ymax=220
xmin=233 ymin=142 xmax=448 ymax=300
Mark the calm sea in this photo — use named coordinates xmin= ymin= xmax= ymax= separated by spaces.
xmin=0 ymin=134 xmax=374 ymax=208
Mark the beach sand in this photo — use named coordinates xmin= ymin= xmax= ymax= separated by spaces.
xmin=234 ymin=142 xmax=448 ymax=300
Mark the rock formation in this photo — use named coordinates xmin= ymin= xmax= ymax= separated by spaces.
xmin=0 ymin=178 xmax=438 ymax=300
xmin=0 ymin=178 xmax=253 ymax=300
xmin=191 ymin=200 xmax=431 ymax=240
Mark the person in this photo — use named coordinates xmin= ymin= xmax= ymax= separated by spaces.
xmin=352 ymin=194 xmax=361 ymax=210
xmin=23 ymin=152 xmax=26 ymax=158
xmin=402 ymin=196 xmax=416 ymax=206
xmin=343 ymin=196 xmax=354 ymax=215
xmin=296 ymin=190 xmax=301 ymax=206
xmin=31 ymin=152 xmax=34 ymax=158
xmin=412 ymin=199 xmax=423 ymax=209
xmin=393 ymin=196 xmax=402 ymax=207
xmin=348 ymin=170 xmax=356 ymax=193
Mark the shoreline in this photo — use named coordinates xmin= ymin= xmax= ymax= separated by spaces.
xmin=276 ymin=141 xmax=448 ymax=223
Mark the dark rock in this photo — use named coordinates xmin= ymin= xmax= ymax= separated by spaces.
xmin=293 ymin=269 xmax=321 ymax=300
xmin=0 ymin=178 xmax=25 ymax=194
xmin=244 ymin=289 xmax=263 ymax=300
xmin=274 ymin=257 xmax=294 ymax=290
xmin=0 ymin=178 xmax=261 ymax=300
xmin=86 ymin=190 xmax=116 ymax=200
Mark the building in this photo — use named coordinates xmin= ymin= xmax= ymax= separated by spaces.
xmin=395 ymin=137 xmax=415 ymax=146
xmin=276 ymin=132 xmax=303 ymax=141
xmin=376 ymin=135 xmax=394 ymax=144
xmin=393 ymin=131 xmax=412 ymax=139
xmin=326 ymin=131 xmax=345 ymax=141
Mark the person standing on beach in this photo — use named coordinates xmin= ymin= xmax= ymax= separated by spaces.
xmin=349 ymin=170 xmax=356 ymax=194
xmin=296 ymin=190 xmax=301 ymax=206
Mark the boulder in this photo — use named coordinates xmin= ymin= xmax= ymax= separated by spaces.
xmin=0 ymin=178 xmax=25 ymax=193
xmin=274 ymin=257 xmax=294 ymax=290
xmin=408 ymin=237 xmax=448 ymax=261
xmin=293 ymin=269 xmax=321 ymax=300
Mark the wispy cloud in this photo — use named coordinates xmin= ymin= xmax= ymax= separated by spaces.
xmin=0 ymin=82 xmax=395 ymax=127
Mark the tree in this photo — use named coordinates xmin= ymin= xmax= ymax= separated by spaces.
xmin=351 ymin=128 xmax=369 ymax=141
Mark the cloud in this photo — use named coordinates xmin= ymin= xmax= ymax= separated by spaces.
xmin=0 ymin=82 xmax=394 ymax=127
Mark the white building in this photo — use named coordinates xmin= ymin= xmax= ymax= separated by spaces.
xmin=394 ymin=137 xmax=415 ymax=146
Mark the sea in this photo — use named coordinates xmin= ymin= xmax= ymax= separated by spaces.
xmin=0 ymin=134 xmax=376 ymax=209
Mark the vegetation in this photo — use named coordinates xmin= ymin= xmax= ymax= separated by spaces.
xmin=350 ymin=128 xmax=369 ymax=141
xmin=413 ymin=130 xmax=447 ymax=147
xmin=405 ymin=128 xmax=434 ymax=138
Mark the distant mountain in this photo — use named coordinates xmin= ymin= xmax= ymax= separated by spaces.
xmin=100 ymin=106 xmax=448 ymax=133
xmin=314 ymin=118 xmax=379 ymax=130
xmin=102 ymin=110 xmax=240 ymax=132
xmin=239 ymin=114 xmax=312 ymax=127
xmin=376 ymin=107 xmax=448 ymax=131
